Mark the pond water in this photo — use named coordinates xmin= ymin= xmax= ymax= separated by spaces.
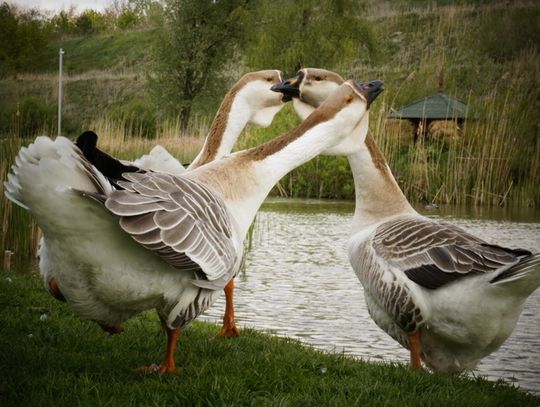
xmin=201 ymin=198 xmax=540 ymax=395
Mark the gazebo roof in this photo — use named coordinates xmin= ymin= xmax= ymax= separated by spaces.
xmin=388 ymin=92 xmax=469 ymax=120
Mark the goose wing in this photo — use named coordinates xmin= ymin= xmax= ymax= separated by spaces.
xmin=104 ymin=172 xmax=237 ymax=290
xmin=373 ymin=216 xmax=530 ymax=289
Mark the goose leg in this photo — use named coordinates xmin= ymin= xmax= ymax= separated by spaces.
xmin=138 ymin=316 xmax=181 ymax=374
xmin=48 ymin=277 xmax=66 ymax=302
xmin=408 ymin=330 xmax=422 ymax=369
xmin=216 ymin=278 xmax=240 ymax=338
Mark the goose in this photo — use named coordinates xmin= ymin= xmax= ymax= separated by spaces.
xmin=61 ymin=70 xmax=289 ymax=337
xmin=272 ymin=68 xmax=540 ymax=373
xmin=5 ymin=79 xmax=382 ymax=373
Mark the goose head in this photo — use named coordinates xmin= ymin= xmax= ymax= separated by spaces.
xmin=271 ymin=68 xmax=344 ymax=120
xmin=273 ymin=73 xmax=384 ymax=155
xmin=236 ymin=70 xmax=288 ymax=127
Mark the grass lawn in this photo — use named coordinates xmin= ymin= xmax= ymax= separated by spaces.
xmin=0 ymin=272 xmax=538 ymax=406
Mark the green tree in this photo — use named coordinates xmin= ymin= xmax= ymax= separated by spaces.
xmin=0 ymin=2 xmax=18 ymax=77
xmin=48 ymin=10 xmax=77 ymax=37
xmin=244 ymin=0 xmax=375 ymax=75
xmin=149 ymin=0 xmax=246 ymax=130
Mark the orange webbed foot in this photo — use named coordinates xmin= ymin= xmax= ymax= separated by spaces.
xmin=215 ymin=320 xmax=240 ymax=338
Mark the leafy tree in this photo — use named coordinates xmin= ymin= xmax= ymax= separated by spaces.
xmin=75 ymin=12 xmax=94 ymax=35
xmin=0 ymin=2 xmax=18 ymax=77
xmin=0 ymin=4 xmax=50 ymax=76
xmin=48 ymin=10 xmax=77 ymax=37
xmin=117 ymin=9 xmax=140 ymax=30
xmin=244 ymin=0 xmax=376 ymax=75
xmin=149 ymin=0 xmax=246 ymax=130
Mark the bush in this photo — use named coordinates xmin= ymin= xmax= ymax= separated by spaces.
xmin=108 ymin=98 xmax=157 ymax=138
xmin=0 ymin=95 xmax=57 ymax=137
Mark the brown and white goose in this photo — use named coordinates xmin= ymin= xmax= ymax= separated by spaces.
xmin=272 ymin=68 xmax=540 ymax=373
xmin=63 ymin=70 xmax=289 ymax=337
xmin=5 ymin=79 xmax=382 ymax=373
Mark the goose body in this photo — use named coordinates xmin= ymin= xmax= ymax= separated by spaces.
xmin=55 ymin=70 xmax=288 ymax=337
xmin=5 ymin=79 xmax=380 ymax=371
xmin=272 ymin=68 xmax=540 ymax=373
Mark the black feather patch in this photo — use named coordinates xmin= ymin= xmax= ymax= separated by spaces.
xmin=405 ymin=264 xmax=479 ymax=290
xmin=76 ymin=131 xmax=145 ymax=187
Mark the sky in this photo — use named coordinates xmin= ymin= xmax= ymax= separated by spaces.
xmin=10 ymin=0 xmax=111 ymax=13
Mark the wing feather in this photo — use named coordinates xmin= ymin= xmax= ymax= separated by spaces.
xmin=373 ymin=216 xmax=529 ymax=289
xmin=106 ymin=173 xmax=237 ymax=287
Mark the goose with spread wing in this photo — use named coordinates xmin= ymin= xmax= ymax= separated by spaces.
xmin=5 ymin=79 xmax=382 ymax=373
xmin=55 ymin=70 xmax=289 ymax=337
xmin=272 ymin=68 xmax=540 ymax=373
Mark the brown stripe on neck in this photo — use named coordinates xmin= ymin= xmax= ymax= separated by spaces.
xmin=365 ymin=131 xmax=394 ymax=183
xmin=191 ymin=76 xmax=252 ymax=167
xmin=240 ymin=99 xmax=342 ymax=162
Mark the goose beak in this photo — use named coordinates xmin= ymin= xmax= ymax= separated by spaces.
xmin=351 ymin=80 xmax=384 ymax=108
xmin=271 ymin=74 xmax=302 ymax=102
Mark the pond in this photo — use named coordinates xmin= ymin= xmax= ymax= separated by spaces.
xmin=201 ymin=198 xmax=540 ymax=395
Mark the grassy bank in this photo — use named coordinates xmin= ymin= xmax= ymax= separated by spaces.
xmin=0 ymin=272 xmax=537 ymax=406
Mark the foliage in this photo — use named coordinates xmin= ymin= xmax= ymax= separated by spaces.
xmin=107 ymin=97 xmax=157 ymax=138
xmin=0 ymin=3 xmax=50 ymax=77
xmin=148 ymin=0 xmax=247 ymax=130
xmin=243 ymin=0 xmax=376 ymax=75
xmin=0 ymin=95 xmax=56 ymax=137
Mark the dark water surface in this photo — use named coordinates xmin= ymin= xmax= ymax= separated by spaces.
xmin=201 ymin=198 xmax=540 ymax=395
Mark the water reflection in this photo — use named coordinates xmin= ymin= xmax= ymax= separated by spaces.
xmin=201 ymin=198 xmax=540 ymax=394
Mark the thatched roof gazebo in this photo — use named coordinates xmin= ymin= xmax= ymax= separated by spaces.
xmin=388 ymin=92 xmax=470 ymax=142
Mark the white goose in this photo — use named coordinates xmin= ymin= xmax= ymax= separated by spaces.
xmin=63 ymin=70 xmax=289 ymax=337
xmin=272 ymin=68 xmax=540 ymax=373
xmin=5 ymin=79 xmax=382 ymax=373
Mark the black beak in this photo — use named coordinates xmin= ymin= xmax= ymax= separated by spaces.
xmin=271 ymin=71 xmax=304 ymax=102
xmin=352 ymin=80 xmax=384 ymax=108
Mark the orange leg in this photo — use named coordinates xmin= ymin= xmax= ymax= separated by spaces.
xmin=216 ymin=278 xmax=240 ymax=338
xmin=408 ymin=330 xmax=422 ymax=369
xmin=48 ymin=277 xmax=66 ymax=302
xmin=138 ymin=316 xmax=181 ymax=374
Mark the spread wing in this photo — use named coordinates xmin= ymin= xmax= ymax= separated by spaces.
xmin=373 ymin=216 xmax=530 ymax=289
xmin=105 ymin=172 xmax=238 ymax=289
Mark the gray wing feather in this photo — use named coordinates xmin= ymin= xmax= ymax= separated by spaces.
xmin=373 ymin=216 xmax=527 ymax=289
xmin=106 ymin=172 xmax=237 ymax=288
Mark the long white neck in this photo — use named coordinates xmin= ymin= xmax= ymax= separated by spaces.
xmin=188 ymin=92 xmax=252 ymax=170
xmin=349 ymin=133 xmax=416 ymax=232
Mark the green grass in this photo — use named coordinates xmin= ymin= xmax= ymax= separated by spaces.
xmin=0 ymin=272 xmax=538 ymax=406
xmin=40 ymin=29 xmax=160 ymax=74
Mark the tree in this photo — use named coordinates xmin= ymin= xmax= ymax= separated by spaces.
xmin=148 ymin=0 xmax=246 ymax=130
xmin=243 ymin=0 xmax=375 ymax=76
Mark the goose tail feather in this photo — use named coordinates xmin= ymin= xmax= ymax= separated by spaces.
xmin=490 ymin=253 xmax=540 ymax=296
xmin=4 ymin=136 xmax=112 ymax=212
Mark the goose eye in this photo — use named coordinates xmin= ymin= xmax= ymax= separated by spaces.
xmin=314 ymin=76 xmax=322 ymax=81
xmin=346 ymin=96 xmax=353 ymax=104
xmin=266 ymin=77 xmax=273 ymax=82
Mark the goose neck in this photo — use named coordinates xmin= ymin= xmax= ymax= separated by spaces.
xmin=349 ymin=133 xmax=415 ymax=231
xmin=188 ymin=92 xmax=251 ymax=170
